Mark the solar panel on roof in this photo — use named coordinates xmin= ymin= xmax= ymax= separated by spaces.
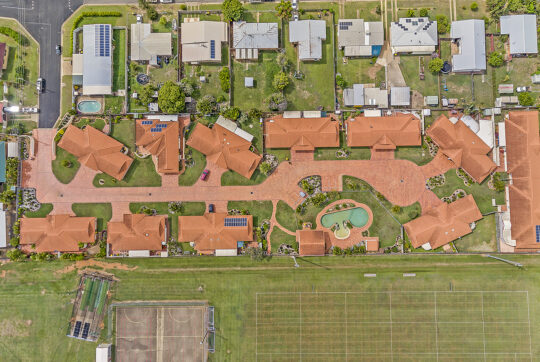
xmin=73 ymin=321 xmax=82 ymax=337
xmin=536 ymin=225 xmax=540 ymax=242
xmin=210 ymin=40 xmax=215 ymax=59
xmin=412 ymin=21 xmax=418 ymax=26
xmin=406 ymin=19 xmax=411 ymax=23
xmin=81 ymin=323 xmax=90 ymax=339
xmin=224 ymin=217 xmax=248 ymax=227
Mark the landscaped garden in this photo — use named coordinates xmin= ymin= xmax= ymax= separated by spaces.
xmin=23 ymin=203 xmax=53 ymax=218
xmin=313 ymin=131 xmax=371 ymax=160
xmin=178 ymin=148 xmax=206 ymax=186
xmin=269 ymin=226 xmax=297 ymax=253
xmin=51 ymin=148 xmax=81 ymax=184
xmin=227 ymin=201 xmax=273 ymax=227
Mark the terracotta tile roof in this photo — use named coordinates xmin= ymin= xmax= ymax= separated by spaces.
xmin=297 ymin=229 xmax=327 ymax=255
xmin=186 ymin=123 xmax=261 ymax=179
xmin=107 ymin=214 xmax=167 ymax=253
xmin=0 ymin=42 xmax=6 ymax=70
xmin=403 ymin=194 xmax=482 ymax=249
xmin=135 ymin=116 xmax=189 ymax=174
xmin=58 ymin=125 xmax=134 ymax=180
xmin=346 ymin=114 xmax=422 ymax=149
xmin=20 ymin=215 xmax=95 ymax=253
xmin=505 ymin=111 xmax=540 ymax=251
xmin=365 ymin=237 xmax=379 ymax=252
xmin=264 ymin=116 xmax=339 ymax=151
xmin=427 ymin=115 xmax=496 ymax=183
xmin=178 ymin=213 xmax=253 ymax=254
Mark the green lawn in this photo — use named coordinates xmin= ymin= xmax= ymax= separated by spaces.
xmin=51 ymin=148 xmax=81 ymax=184
xmin=399 ymin=56 xmax=439 ymax=99
xmin=454 ymin=214 xmax=497 ymax=252
xmin=129 ymin=202 xmax=206 ymax=240
xmin=276 ymin=201 xmax=297 ymax=232
xmin=395 ymin=144 xmax=434 ymax=166
xmin=24 ymin=204 xmax=53 ymax=218
xmin=178 ymin=148 xmax=206 ymax=186
xmin=269 ymin=226 xmax=298 ymax=253
xmin=232 ymin=51 xmax=281 ymax=111
xmin=0 ymin=18 xmax=39 ymax=107
xmin=227 ymin=201 xmax=273 ymax=226
xmin=72 ymin=203 xmax=112 ymax=232
xmin=283 ymin=16 xmax=335 ymax=111
xmin=183 ymin=45 xmax=229 ymax=102
xmin=112 ymin=29 xmax=126 ymax=92
xmin=342 ymin=1 xmax=382 ymax=20
xmin=73 ymin=118 xmax=106 ymax=131
xmin=314 ymin=131 xmax=371 ymax=160
xmin=103 ymin=96 xmax=124 ymax=114
xmin=221 ymin=169 xmax=267 ymax=186
xmin=336 ymin=56 xmax=384 ymax=89
xmin=2 ymin=255 xmax=540 ymax=360
xmin=430 ymin=169 xmax=505 ymax=214
xmin=61 ymin=75 xmax=74 ymax=116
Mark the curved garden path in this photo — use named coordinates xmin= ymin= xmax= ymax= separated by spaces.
xmin=22 ymin=129 xmax=446 ymax=218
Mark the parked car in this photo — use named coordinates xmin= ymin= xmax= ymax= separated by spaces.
xmin=208 ymin=204 xmax=215 ymax=213
xmin=293 ymin=14 xmax=299 ymax=21
xmin=36 ymin=78 xmax=44 ymax=93
xmin=292 ymin=0 xmax=298 ymax=9
xmin=55 ymin=45 xmax=61 ymax=55
xmin=516 ymin=86 xmax=530 ymax=93
xmin=136 ymin=14 xmax=143 ymax=23
xmin=200 ymin=169 xmax=210 ymax=181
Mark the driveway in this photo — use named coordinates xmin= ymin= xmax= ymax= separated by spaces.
xmin=23 ymin=129 xmax=445 ymax=218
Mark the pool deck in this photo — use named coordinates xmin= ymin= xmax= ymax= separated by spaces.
xmin=315 ymin=199 xmax=377 ymax=251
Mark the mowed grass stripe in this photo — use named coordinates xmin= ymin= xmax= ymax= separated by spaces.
xmin=437 ymin=322 xmax=485 ymax=353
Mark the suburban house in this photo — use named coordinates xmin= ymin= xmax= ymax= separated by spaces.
xmin=264 ymin=115 xmax=339 ymax=153
xmin=289 ymin=20 xmax=327 ymax=61
xmin=403 ymin=195 xmax=483 ymax=250
xmin=135 ymin=115 xmax=189 ymax=175
xmin=107 ymin=214 xmax=168 ymax=257
xmin=130 ymin=23 xmax=172 ymax=64
xmin=0 ymin=42 xmax=7 ymax=77
xmin=337 ymin=19 xmax=384 ymax=57
xmin=345 ymin=114 xmax=421 ymax=149
xmin=72 ymin=24 xmax=112 ymax=95
xmin=232 ymin=22 xmax=279 ymax=60
xmin=426 ymin=115 xmax=496 ymax=183
xmin=343 ymin=84 xmax=365 ymax=107
xmin=390 ymin=17 xmax=438 ymax=54
xmin=390 ymin=87 xmax=411 ymax=107
xmin=364 ymin=87 xmax=389 ymax=108
xmin=0 ymin=203 xmax=7 ymax=248
xmin=450 ymin=20 xmax=486 ymax=73
xmin=181 ymin=21 xmax=228 ymax=63
xmin=297 ymin=229 xmax=328 ymax=256
xmin=19 ymin=215 xmax=96 ymax=253
xmin=186 ymin=116 xmax=261 ymax=179
xmin=500 ymin=111 xmax=540 ymax=251
xmin=500 ymin=14 xmax=538 ymax=55
xmin=58 ymin=125 xmax=134 ymax=180
xmin=178 ymin=213 xmax=253 ymax=256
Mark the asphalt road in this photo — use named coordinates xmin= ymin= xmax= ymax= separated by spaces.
xmin=0 ymin=0 xmax=84 ymax=127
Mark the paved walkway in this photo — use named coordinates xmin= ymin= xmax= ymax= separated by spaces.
xmin=23 ymin=129 xmax=448 ymax=218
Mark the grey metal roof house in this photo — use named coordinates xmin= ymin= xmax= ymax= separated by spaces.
xmin=289 ymin=20 xmax=327 ymax=61
xmin=364 ymin=87 xmax=388 ymax=108
xmin=343 ymin=84 xmax=365 ymax=107
xmin=337 ymin=19 xmax=384 ymax=57
xmin=233 ymin=22 xmax=279 ymax=61
xmin=500 ymin=15 xmax=538 ymax=55
xmin=131 ymin=23 xmax=172 ymax=63
xmin=390 ymin=18 xmax=437 ymax=54
xmin=81 ymin=24 xmax=112 ymax=95
xmin=390 ymin=87 xmax=411 ymax=106
xmin=450 ymin=20 xmax=486 ymax=73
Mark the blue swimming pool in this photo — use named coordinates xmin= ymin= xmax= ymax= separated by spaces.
xmin=321 ymin=207 xmax=369 ymax=228
xmin=77 ymin=100 xmax=102 ymax=114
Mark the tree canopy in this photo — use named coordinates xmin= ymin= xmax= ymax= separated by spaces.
xmin=518 ymin=92 xmax=535 ymax=106
xmin=273 ymin=72 xmax=290 ymax=91
xmin=275 ymin=0 xmax=293 ymax=19
xmin=428 ymin=58 xmax=444 ymax=73
xmin=158 ymin=81 xmax=185 ymax=113
xmin=222 ymin=0 xmax=244 ymax=22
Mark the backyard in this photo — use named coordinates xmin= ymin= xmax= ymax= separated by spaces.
xmin=178 ymin=148 xmax=206 ymax=186
xmin=0 ymin=18 xmax=39 ymax=107
xmin=182 ymin=45 xmax=229 ymax=102
xmin=112 ymin=29 xmax=126 ymax=93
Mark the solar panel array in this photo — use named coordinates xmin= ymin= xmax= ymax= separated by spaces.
xmin=339 ymin=21 xmax=353 ymax=30
xmin=73 ymin=321 xmax=82 ymax=337
xmin=82 ymin=323 xmax=90 ymax=340
xmin=210 ymin=40 xmax=216 ymax=59
xmin=536 ymin=225 xmax=540 ymax=242
xmin=150 ymin=127 xmax=162 ymax=133
xmin=94 ymin=24 xmax=110 ymax=57
xmin=224 ymin=217 xmax=248 ymax=227
xmin=141 ymin=120 xmax=153 ymax=125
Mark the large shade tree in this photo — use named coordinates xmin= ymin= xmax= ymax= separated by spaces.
xmin=158 ymin=81 xmax=185 ymax=113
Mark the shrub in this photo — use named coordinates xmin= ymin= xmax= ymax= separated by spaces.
xmin=375 ymin=4 xmax=381 ymax=15
xmin=391 ymin=205 xmax=401 ymax=214
xmin=196 ymin=95 xmax=216 ymax=115
xmin=147 ymin=7 xmax=159 ymax=21
xmin=219 ymin=67 xmax=230 ymax=92
xmin=0 ymin=190 xmax=16 ymax=204
xmin=222 ymin=0 xmax=244 ymax=22
xmin=157 ymin=81 xmax=185 ymax=113
xmin=336 ymin=74 xmax=347 ymax=89
xmin=0 ymin=27 xmax=28 ymax=45
xmin=7 ymin=249 xmax=25 ymax=261
xmin=487 ymin=52 xmax=504 ymax=67
xmin=428 ymin=58 xmax=444 ymax=73
xmin=273 ymin=71 xmax=290 ymax=91
xmin=220 ymin=106 xmax=241 ymax=121
xmin=61 ymin=159 xmax=72 ymax=168
xmin=267 ymin=93 xmax=287 ymax=111
xmin=518 ymin=92 xmax=535 ymax=106
xmin=406 ymin=9 xmax=415 ymax=17
xmin=470 ymin=2 xmax=479 ymax=11
xmin=159 ymin=16 xmax=167 ymax=25
xmin=260 ymin=162 xmax=272 ymax=175
xmin=408 ymin=210 xmax=419 ymax=219
xmin=275 ymin=0 xmax=293 ymax=19
xmin=435 ymin=15 xmax=450 ymax=34
xmin=9 ymin=237 xmax=19 ymax=248
xmin=332 ymin=246 xmax=343 ymax=255
xmin=419 ymin=8 xmax=429 ymax=17
xmin=248 ymin=108 xmax=262 ymax=120
xmin=180 ymin=4 xmax=187 ymax=10
xmin=216 ymin=94 xmax=227 ymax=103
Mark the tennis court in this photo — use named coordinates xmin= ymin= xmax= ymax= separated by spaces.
xmin=256 ymin=291 xmax=533 ymax=361
xmin=116 ymin=304 xmax=208 ymax=362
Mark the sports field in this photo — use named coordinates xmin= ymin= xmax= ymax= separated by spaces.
xmin=0 ymin=256 xmax=539 ymax=361
xmin=256 ymin=291 xmax=532 ymax=361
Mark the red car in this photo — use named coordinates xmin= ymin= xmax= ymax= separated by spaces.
xmin=200 ymin=169 xmax=210 ymax=180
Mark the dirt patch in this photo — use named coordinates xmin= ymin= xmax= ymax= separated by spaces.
xmin=0 ymin=270 xmax=6 ymax=278
xmin=55 ymin=260 xmax=137 ymax=275
xmin=41 ymin=289 xmax=46 ymax=295
xmin=411 ymin=90 xmax=424 ymax=108
xmin=0 ymin=319 xmax=30 ymax=337
xmin=367 ymin=64 xmax=382 ymax=80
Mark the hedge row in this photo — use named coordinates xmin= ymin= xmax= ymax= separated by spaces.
xmin=69 ymin=11 xmax=122 ymax=56
xmin=0 ymin=26 xmax=29 ymax=46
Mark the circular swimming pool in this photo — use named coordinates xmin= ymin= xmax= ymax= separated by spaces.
xmin=321 ymin=207 xmax=369 ymax=229
xmin=77 ymin=100 xmax=102 ymax=114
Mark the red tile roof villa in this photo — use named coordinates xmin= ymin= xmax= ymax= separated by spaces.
xmin=264 ymin=115 xmax=339 ymax=151
xmin=426 ymin=115 xmax=496 ymax=183
xmin=107 ymin=214 xmax=167 ymax=254
xmin=178 ymin=213 xmax=253 ymax=255
xmin=504 ymin=111 xmax=540 ymax=251
xmin=20 ymin=215 xmax=96 ymax=253
xmin=187 ymin=123 xmax=261 ymax=179
xmin=346 ymin=114 xmax=422 ymax=149
xmin=297 ymin=229 xmax=328 ymax=256
xmin=58 ymin=125 xmax=133 ymax=180
xmin=403 ymin=194 xmax=483 ymax=250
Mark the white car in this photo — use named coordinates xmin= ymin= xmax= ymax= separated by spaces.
xmin=293 ymin=14 xmax=299 ymax=21
xmin=292 ymin=0 xmax=298 ymax=10
xmin=516 ymin=86 xmax=529 ymax=93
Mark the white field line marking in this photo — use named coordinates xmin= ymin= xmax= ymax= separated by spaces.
xmin=255 ymin=293 xmax=258 ymax=362
xmin=527 ymin=291 xmax=533 ymax=362
xmin=256 ymin=321 xmax=530 ymax=325
xmin=481 ymin=292 xmax=486 ymax=362
xmin=256 ymin=352 xmax=534 ymax=355
xmin=299 ymin=292 xmax=302 ymax=362
xmin=435 ymin=292 xmax=439 ymax=362
xmin=345 ymin=293 xmax=348 ymax=360
xmin=389 ymin=292 xmax=393 ymax=362
xmin=255 ymin=291 xmax=531 ymax=295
